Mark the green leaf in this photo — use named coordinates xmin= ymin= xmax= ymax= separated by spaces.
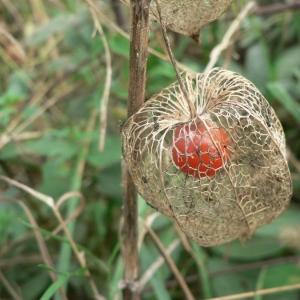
xmin=277 ymin=46 xmax=300 ymax=72
xmin=140 ymin=245 xmax=171 ymax=300
xmin=267 ymin=82 xmax=300 ymax=124
xmin=191 ymin=242 xmax=213 ymax=298
xmin=109 ymin=35 xmax=129 ymax=57
xmin=262 ymin=263 xmax=300 ymax=300
xmin=97 ymin=163 xmax=122 ymax=198
xmin=26 ymin=14 xmax=73 ymax=46
xmin=209 ymin=258 xmax=258 ymax=297
xmin=26 ymin=135 xmax=78 ymax=160
xmin=264 ymin=263 xmax=300 ymax=287
xmin=109 ymin=257 xmax=123 ymax=299
xmin=212 ymin=181 xmax=295 ymax=263
xmin=38 ymin=264 xmax=69 ymax=276
xmin=45 ymin=56 xmax=79 ymax=72
xmin=255 ymin=206 xmax=300 ymax=238
xmin=91 ymin=37 xmax=104 ymax=56
xmin=40 ymin=275 xmax=69 ymax=300
xmin=38 ymin=159 xmax=72 ymax=198
xmin=22 ymin=222 xmax=109 ymax=273
xmin=87 ymin=135 xmax=122 ymax=168
xmin=0 ymin=203 xmax=27 ymax=243
xmin=276 ymin=46 xmax=300 ymax=96
xmin=245 ymin=43 xmax=269 ymax=94
xmin=22 ymin=271 xmax=50 ymax=300
xmin=22 ymin=104 xmax=40 ymax=119
xmin=211 ymin=236 xmax=284 ymax=261
xmin=254 ymin=267 xmax=268 ymax=300
xmin=0 ymin=106 xmax=15 ymax=127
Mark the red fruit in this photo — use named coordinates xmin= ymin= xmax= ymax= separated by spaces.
xmin=171 ymin=121 xmax=230 ymax=178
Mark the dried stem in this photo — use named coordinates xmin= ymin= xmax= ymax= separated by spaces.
xmin=204 ymin=1 xmax=256 ymax=73
xmin=255 ymin=1 xmax=300 ymax=15
xmin=0 ymin=83 xmax=76 ymax=150
xmin=153 ymin=0 xmax=196 ymax=118
xmin=225 ymin=1 xmax=300 ymax=20
xmin=209 ymin=254 xmax=300 ymax=278
xmin=138 ymin=238 xmax=180 ymax=292
xmin=146 ymin=225 xmax=195 ymax=300
xmin=0 ymin=271 xmax=22 ymax=300
xmin=87 ymin=0 xmax=112 ymax=151
xmin=122 ymin=0 xmax=151 ymax=298
xmin=208 ymin=283 xmax=300 ymax=300
xmin=0 ymin=196 xmax=67 ymax=300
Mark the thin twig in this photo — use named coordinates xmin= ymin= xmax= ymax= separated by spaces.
xmin=0 ymin=28 xmax=26 ymax=60
xmin=209 ymin=254 xmax=300 ymax=278
xmin=0 ymin=83 xmax=76 ymax=150
xmin=138 ymin=239 xmax=180 ymax=292
xmin=53 ymin=200 xmax=105 ymax=300
xmin=87 ymin=0 xmax=112 ymax=151
xmin=0 ymin=232 xmax=34 ymax=257
xmin=225 ymin=1 xmax=300 ymax=21
xmin=174 ymin=225 xmax=213 ymax=299
xmin=1 ymin=170 xmax=105 ymax=299
xmin=208 ymin=283 xmax=300 ymax=300
xmin=0 ymin=197 xmax=68 ymax=300
xmin=0 ymin=254 xmax=54 ymax=268
xmin=0 ymin=176 xmax=54 ymax=207
xmin=0 ymin=131 xmax=42 ymax=142
xmin=146 ymin=225 xmax=195 ymax=300
xmin=0 ymin=54 xmax=89 ymax=151
xmin=255 ymin=1 xmax=300 ymax=15
xmin=144 ymin=255 xmax=300 ymax=292
xmin=153 ymin=0 xmax=196 ymax=118
xmin=204 ymin=1 xmax=256 ymax=73
xmin=138 ymin=211 xmax=160 ymax=250
xmin=138 ymin=224 xmax=180 ymax=292
xmin=0 ymin=271 xmax=22 ymax=300
xmin=1 ymin=0 xmax=24 ymax=27
xmin=54 ymin=110 xmax=103 ymax=299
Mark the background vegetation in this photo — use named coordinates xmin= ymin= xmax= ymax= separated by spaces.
xmin=0 ymin=0 xmax=300 ymax=299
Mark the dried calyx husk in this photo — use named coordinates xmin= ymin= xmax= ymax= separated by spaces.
xmin=122 ymin=68 xmax=292 ymax=247
xmin=122 ymin=0 xmax=233 ymax=38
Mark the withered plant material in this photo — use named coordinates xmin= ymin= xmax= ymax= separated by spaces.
xmin=122 ymin=0 xmax=233 ymax=37
xmin=122 ymin=68 xmax=292 ymax=247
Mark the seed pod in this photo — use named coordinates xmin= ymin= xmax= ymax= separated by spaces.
xmin=122 ymin=68 xmax=292 ymax=247
xmin=122 ymin=0 xmax=233 ymax=37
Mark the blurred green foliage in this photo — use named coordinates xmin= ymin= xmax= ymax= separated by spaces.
xmin=0 ymin=0 xmax=300 ymax=299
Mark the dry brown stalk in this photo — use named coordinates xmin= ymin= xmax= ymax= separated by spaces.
xmin=86 ymin=0 xmax=112 ymax=152
xmin=0 ymin=271 xmax=22 ymax=300
xmin=0 ymin=196 xmax=68 ymax=300
xmin=146 ymin=225 xmax=195 ymax=300
xmin=121 ymin=0 xmax=151 ymax=299
xmin=208 ymin=283 xmax=300 ymax=300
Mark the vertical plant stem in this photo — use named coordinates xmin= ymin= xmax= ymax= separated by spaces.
xmin=122 ymin=0 xmax=151 ymax=298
